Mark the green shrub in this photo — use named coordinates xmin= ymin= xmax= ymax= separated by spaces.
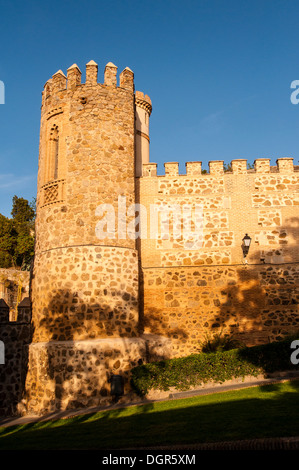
xmin=199 ymin=331 xmax=243 ymax=353
xmin=130 ymin=336 xmax=299 ymax=397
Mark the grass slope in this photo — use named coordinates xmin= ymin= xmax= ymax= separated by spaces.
xmin=1 ymin=380 xmax=299 ymax=450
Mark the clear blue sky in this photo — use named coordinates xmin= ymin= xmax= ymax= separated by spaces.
xmin=0 ymin=0 xmax=299 ymax=217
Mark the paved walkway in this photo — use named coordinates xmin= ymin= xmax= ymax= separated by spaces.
xmin=1 ymin=370 xmax=299 ymax=429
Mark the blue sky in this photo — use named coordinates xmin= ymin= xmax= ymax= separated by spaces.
xmin=0 ymin=0 xmax=299 ymax=217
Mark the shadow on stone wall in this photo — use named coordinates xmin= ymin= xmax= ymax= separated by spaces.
xmin=39 ymin=287 xmax=140 ymax=341
xmin=25 ymin=288 xmax=147 ymax=414
xmin=140 ymin=216 xmax=299 ymax=357
xmin=0 ymin=298 xmax=32 ymax=417
xmin=206 ymin=216 xmax=299 ymax=347
xmin=140 ymin=305 xmax=189 ymax=350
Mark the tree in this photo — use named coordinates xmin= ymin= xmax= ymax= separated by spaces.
xmin=0 ymin=214 xmax=18 ymax=268
xmin=11 ymin=195 xmax=35 ymax=223
xmin=0 ymin=196 xmax=35 ymax=270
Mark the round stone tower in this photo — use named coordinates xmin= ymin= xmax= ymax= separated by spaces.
xmin=135 ymin=91 xmax=152 ymax=177
xmin=24 ymin=60 xmax=152 ymax=414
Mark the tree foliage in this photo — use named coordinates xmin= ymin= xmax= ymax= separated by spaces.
xmin=0 ymin=196 xmax=35 ymax=270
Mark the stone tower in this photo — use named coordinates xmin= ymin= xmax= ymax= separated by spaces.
xmin=24 ymin=60 xmax=152 ymax=414
xmin=135 ymin=91 xmax=152 ymax=177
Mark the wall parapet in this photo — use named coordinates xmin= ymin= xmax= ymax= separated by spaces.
xmin=42 ymin=60 xmax=139 ymax=101
xmin=142 ymin=157 xmax=298 ymax=177
xmin=135 ymin=91 xmax=152 ymax=115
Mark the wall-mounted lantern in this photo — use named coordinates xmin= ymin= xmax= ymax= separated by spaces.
xmin=242 ymin=234 xmax=251 ymax=258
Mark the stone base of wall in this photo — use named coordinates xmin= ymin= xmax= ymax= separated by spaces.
xmin=21 ymin=334 xmax=172 ymax=416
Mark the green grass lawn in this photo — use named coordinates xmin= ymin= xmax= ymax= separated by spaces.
xmin=1 ymin=379 xmax=299 ymax=450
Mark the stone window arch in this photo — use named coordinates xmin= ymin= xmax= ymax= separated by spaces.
xmin=47 ymin=124 xmax=59 ymax=181
xmin=44 ymin=83 xmax=51 ymax=100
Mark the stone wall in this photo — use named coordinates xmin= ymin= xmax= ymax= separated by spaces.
xmin=138 ymin=158 xmax=299 ymax=357
xmin=0 ymin=298 xmax=32 ymax=416
xmin=24 ymin=337 xmax=146 ymax=415
xmin=141 ymin=264 xmax=299 ymax=357
xmin=23 ymin=332 xmax=172 ymax=415
xmin=32 ymin=246 xmax=139 ymax=342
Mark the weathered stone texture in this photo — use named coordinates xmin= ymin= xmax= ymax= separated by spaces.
xmin=138 ymin=159 xmax=299 ymax=356
xmin=0 ymin=299 xmax=32 ymax=416
xmin=32 ymin=246 xmax=139 ymax=342
xmin=158 ymin=176 xmax=225 ymax=195
xmin=141 ymin=264 xmax=299 ymax=357
xmin=24 ymin=337 xmax=147 ymax=415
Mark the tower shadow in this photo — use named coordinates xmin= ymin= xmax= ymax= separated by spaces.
xmin=28 ymin=288 xmax=150 ymax=414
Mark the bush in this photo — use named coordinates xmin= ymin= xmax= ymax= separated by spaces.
xmin=130 ymin=336 xmax=299 ymax=397
xmin=199 ymin=331 xmax=243 ymax=353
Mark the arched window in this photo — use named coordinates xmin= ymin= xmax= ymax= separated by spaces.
xmin=48 ymin=124 xmax=59 ymax=181
xmin=44 ymin=83 xmax=51 ymax=100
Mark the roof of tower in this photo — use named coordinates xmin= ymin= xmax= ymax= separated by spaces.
xmin=86 ymin=60 xmax=98 ymax=66
xmin=105 ymin=62 xmax=117 ymax=68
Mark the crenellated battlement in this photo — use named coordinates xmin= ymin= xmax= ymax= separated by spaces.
xmin=135 ymin=90 xmax=152 ymax=115
xmin=42 ymin=60 xmax=136 ymax=102
xmin=142 ymin=157 xmax=298 ymax=177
